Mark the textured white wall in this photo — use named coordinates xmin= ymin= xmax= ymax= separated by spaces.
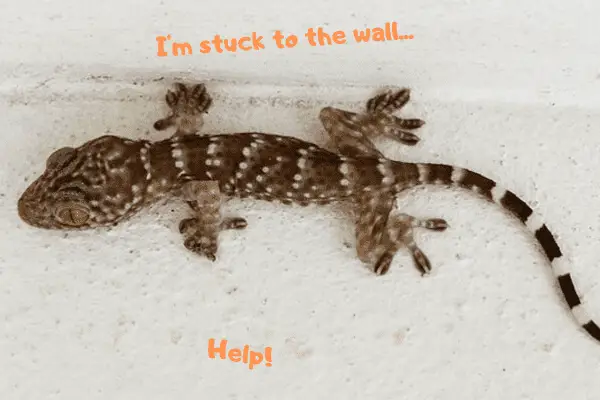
xmin=2 ymin=1 xmax=600 ymax=399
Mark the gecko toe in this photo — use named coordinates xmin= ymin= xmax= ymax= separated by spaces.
xmin=184 ymin=235 xmax=218 ymax=261
xmin=424 ymin=218 xmax=448 ymax=231
xmin=373 ymin=251 xmax=394 ymax=275
xmin=393 ymin=130 xmax=420 ymax=145
xmin=165 ymin=89 xmax=178 ymax=108
xmin=397 ymin=118 xmax=426 ymax=129
xmin=411 ymin=248 xmax=432 ymax=276
xmin=220 ymin=217 xmax=248 ymax=230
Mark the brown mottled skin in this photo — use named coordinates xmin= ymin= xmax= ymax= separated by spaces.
xmin=18 ymin=82 xmax=600 ymax=344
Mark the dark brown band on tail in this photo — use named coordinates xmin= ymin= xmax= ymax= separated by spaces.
xmin=460 ymin=171 xmax=495 ymax=199
xmin=535 ymin=225 xmax=563 ymax=261
xmin=500 ymin=191 xmax=533 ymax=223
xmin=426 ymin=164 xmax=453 ymax=183
xmin=558 ymin=274 xmax=582 ymax=308
xmin=583 ymin=321 xmax=600 ymax=341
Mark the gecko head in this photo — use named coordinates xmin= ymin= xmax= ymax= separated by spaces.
xmin=18 ymin=135 xmax=149 ymax=230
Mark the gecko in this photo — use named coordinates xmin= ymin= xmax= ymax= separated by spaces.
xmin=17 ymin=82 xmax=600 ymax=344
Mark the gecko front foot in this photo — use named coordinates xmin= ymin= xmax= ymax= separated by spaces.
xmin=183 ymin=234 xmax=218 ymax=261
xmin=153 ymin=82 xmax=213 ymax=135
xmin=179 ymin=217 xmax=247 ymax=261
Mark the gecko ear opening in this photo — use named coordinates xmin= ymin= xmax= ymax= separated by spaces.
xmin=46 ymin=147 xmax=76 ymax=170
xmin=54 ymin=203 xmax=90 ymax=226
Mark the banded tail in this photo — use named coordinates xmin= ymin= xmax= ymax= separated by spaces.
xmin=397 ymin=161 xmax=600 ymax=344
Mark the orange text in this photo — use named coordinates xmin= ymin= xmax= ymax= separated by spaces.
xmin=208 ymin=338 xmax=273 ymax=370
xmin=155 ymin=21 xmax=413 ymax=56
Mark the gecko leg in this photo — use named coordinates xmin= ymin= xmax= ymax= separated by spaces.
xmin=354 ymin=191 xmax=447 ymax=276
xmin=318 ymin=88 xmax=425 ymax=155
xmin=178 ymin=180 xmax=246 ymax=261
xmin=153 ymin=82 xmax=213 ymax=136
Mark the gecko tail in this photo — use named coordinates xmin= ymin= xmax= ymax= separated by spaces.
xmin=403 ymin=161 xmax=600 ymax=344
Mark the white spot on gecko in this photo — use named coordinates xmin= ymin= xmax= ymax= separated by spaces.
xmin=382 ymin=177 xmax=393 ymax=185
xmin=172 ymin=149 xmax=183 ymax=158
xmin=339 ymin=163 xmax=349 ymax=175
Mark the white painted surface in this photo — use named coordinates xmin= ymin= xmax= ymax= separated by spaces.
xmin=2 ymin=1 xmax=600 ymax=399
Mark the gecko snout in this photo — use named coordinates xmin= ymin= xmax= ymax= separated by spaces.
xmin=17 ymin=183 xmax=55 ymax=229
xmin=17 ymin=194 xmax=39 ymax=228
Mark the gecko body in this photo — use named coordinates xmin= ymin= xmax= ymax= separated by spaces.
xmin=17 ymin=83 xmax=600 ymax=344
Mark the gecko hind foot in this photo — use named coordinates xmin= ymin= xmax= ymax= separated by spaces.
xmin=153 ymin=82 xmax=213 ymax=134
xmin=375 ymin=213 xmax=446 ymax=276
xmin=365 ymin=88 xmax=425 ymax=146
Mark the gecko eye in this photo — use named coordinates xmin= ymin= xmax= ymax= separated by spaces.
xmin=46 ymin=147 xmax=76 ymax=170
xmin=55 ymin=205 xmax=90 ymax=226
